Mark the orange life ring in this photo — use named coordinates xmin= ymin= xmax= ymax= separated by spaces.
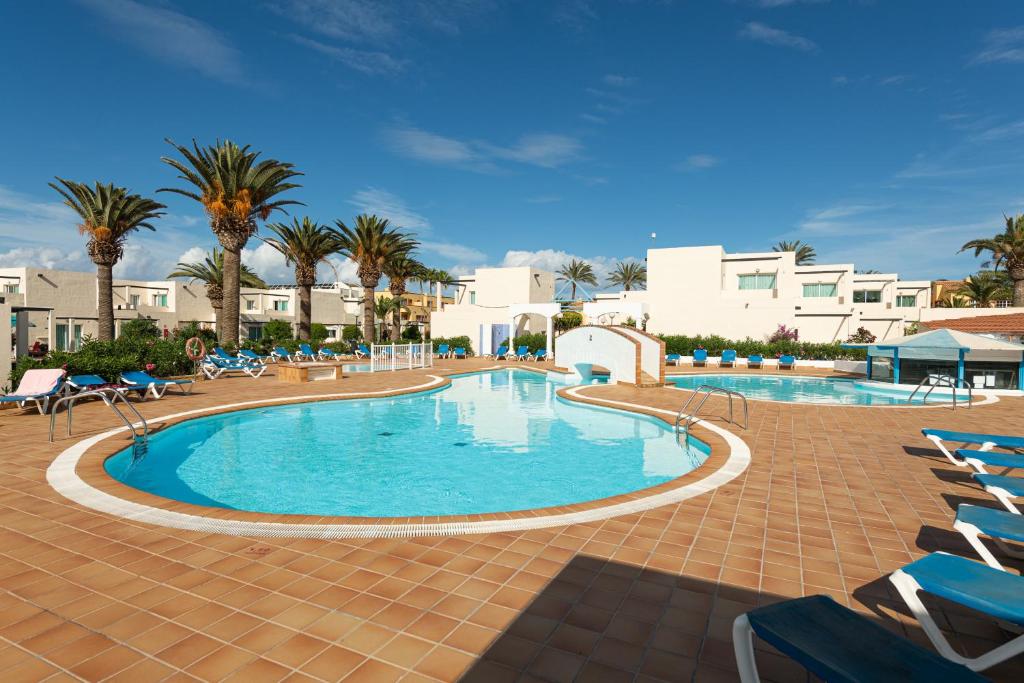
xmin=185 ymin=336 xmax=206 ymax=361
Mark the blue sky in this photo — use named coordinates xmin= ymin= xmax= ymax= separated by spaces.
xmin=1 ymin=0 xmax=1022 ymax=285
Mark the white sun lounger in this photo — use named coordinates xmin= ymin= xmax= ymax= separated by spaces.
xmin=954 ymin=504 xmax=1024 ymax=571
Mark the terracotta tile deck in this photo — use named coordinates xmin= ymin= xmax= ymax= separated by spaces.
xmin=1 ymin=358 xmax=1023 ymax=681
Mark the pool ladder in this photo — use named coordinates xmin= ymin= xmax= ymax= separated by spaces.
xmin=675 ymin=384 xmax=748 ymax=442
xmin=49 ymin=389 xmax=149 ymax=461
xmin=906 ymin=374 xmax=972 ymax=410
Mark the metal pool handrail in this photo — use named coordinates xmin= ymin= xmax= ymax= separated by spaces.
xmin=675 ymin=384 xmax=748 ymax=441
xmin=49 ymin=389 xmax=149 ymax=448
xmin=906 ymin=374 xmax=972 ymax=410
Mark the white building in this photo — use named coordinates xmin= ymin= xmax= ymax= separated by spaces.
xmin=0 ymin=266 xmax=362 ymax=355
xmin=429 ymin=245 xmax=934 ymax=348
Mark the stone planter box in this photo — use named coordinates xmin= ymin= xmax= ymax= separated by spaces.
xmin=277 ymin=362 xmax=342 ymax=383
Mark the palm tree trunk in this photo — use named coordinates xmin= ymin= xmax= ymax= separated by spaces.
xmin=298 ymin=284 xmax=312 ymax=340
xmin=209 ymin=298 xmax=223 ymax=340
xmin=96 ymin=263 xmax=114 ymax=341
xmin=362 ymin=284 xmax=375 ymax=343
xmin=221 ymin=247 xmax=242 ymax=343
xmin=1015 ymin=277 xmax=1024 ymax=308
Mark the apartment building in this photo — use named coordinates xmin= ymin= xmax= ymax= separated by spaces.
xmin=373 ymin=290 xmax=455 ymax=337
xmin=615 ymin=246 xmax=932 ymax=343
xmin=0 ymin=267 xmax=361 ymax=353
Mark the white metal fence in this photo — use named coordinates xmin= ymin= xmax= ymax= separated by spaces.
xmin=370 ymin=343 xmax=434 ymax=372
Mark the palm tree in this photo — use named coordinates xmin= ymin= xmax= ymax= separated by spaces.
xmin=772 ymin=240 xmax=816 ymax=265
xmin=936 ymin=293 xmax=972 ymax=308
xmin=422 ymin=268 xmax=454 ymax=310
xmin=160 ymin=139 xmax=302 ymax=343
xmin=168 ymin=249 xmax=266 ymax=339
xmin=49 ymin=179 xmax=165 ymax=340
xmin=330 ymin=214 xmax=418 ymax=342
xmin=383 ymin=255 xmax=424 ymax=341
xmin=961 ymin=214 xmax=1024 ymax=306
xmin=557 ymin=259 xmax=598 ymax=300
xmin=374 ymin=296 xmax=399 ymax=342
xmin=608 ymin=261 xmax=647 ymax=291
xmin=262 ymin=217 xmax=339 ymax=340
xmin=958 ymin=272 xmax=1013 ymax=308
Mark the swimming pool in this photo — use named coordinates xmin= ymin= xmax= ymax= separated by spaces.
xmin=106 ymin=370 xmax=709 ymax=516
xmin=667 ymin=374 xmax=948 ymax=405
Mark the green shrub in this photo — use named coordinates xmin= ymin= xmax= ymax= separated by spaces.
xmin=432 ymin=336 xmax=473 ymax=355
xmin=263 ymin=319 xmax=293 ymax=342
xmin=120 ymin=318 xmax=160 ymax=340
xmin=401 ymin=326 xmax=422 ymax=341
xmin=10 ymin=335 xmax=195 ymax=387
xmin=176 ymin=321 xmax=216 ymax=346
xmin=310 ymin=323 xmax=329 ymax=345
xmin=658 ymin=334 xmax=866 ymax=360
xmin=342 ymin=325 xmax=362 ymax=341
xmin=504 ymin=333 xmax=547 ymax=354
xmin=554 ymin=311 xmax=582 ymax=332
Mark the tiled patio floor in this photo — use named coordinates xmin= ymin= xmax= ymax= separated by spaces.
xmin=1 ymin=359 xmax=1022 ymax=681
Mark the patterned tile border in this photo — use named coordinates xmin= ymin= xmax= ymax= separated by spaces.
xmin=45 ymin=374 xmax=751 ymax=539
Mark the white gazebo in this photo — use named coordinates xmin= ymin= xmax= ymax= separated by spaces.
xmin=509 ymin=303 xmax=562 ymax=359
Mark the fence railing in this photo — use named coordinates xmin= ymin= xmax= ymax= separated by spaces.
xmin=370 ymin=343 xmax=434 ymax=372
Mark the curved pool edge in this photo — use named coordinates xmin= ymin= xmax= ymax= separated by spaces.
xmin=665 ymin=372 xmax=1001 ymax=408
xmin=46 ymin=372 xmax=749 ymax=539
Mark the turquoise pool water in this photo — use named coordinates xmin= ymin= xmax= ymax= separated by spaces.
xmin=106 ymin=370 xmax=709 ymax=516
xmin=667 ymin=374 xmax=947 ymax=405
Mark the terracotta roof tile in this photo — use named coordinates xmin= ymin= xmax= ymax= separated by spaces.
xmin=920 ymin=312 xmax=1024 ymax=334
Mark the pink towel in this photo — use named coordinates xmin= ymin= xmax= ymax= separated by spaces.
xmin=14 ymin=369 xmax=64 ymax=396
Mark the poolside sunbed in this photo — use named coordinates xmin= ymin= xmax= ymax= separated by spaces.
xmin=890 ymin=551 xmax=1024 ymax=671
xmin=530 ymin=349 xmax=547 ymax=362
xmin=0 ymin=369 xmax=65 ymax=414
xmin=922 ymin=428 xmax=1024 ymax=470
xmin=666 ymin=353 xmax=682 ymax=366
xmin=720 ymin=349 xmax=737 ymax=368
xmin=489 ymin=345 xmax=508 ymax=360
xmin=121 ymin=370 xmax=195 ymax=399
xmin=67 ymin=374 xmax=146 ymax=399
xmin=954 ymin=504 xmax=1024 ymax=571
xmin=355 ymin=344 xmax=371 ymax=359
xmin=453 ymin=347 xmax=467 ymax=359
xmin=971 ymin=472 xmax=1023 ymax=515
xmin=201 ymin=356 xmax=266 ymax=380
xmin=778 ymin=354 xmax=796 ymax=370
xmin=213 ymin=347 xmax=238 ymax=361
xmin=271 ymin=346 xmax=294 ymax=363
xmin=514 ymin=345 xmax=529 ymax=361
xmin=746 ymin=354 xmax=763 ymax=370
xmin=732 ymin=594 xmax=984 ymax=682
xmin=318 ymin=347 xmax=341 ymax=360
xmin=238 ymin=349 xmax=270 ymax=364
xmin=436 ymin=344 xmax=450 ymax=359
xmin=692 ymin=349 xmax=710 ymax=367
xmin=298 ymin=343 xmax=318 ymax=360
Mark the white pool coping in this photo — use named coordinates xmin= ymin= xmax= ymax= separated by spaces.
xmin=45 ymin=376 xmax=750 ymax=539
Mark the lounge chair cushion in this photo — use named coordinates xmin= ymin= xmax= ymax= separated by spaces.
xmin=972 ymin=473 xmax=1024 ymax=497
xmin=745 ymin=595 xmax=984 ymax=682
xmin=900 ymin=552 xmax=1024 ymax=626
xmin=954 ymin=449 xmax=1024 ymax=469
xmin=922 ymin=429 xmax=1024 ymax=450
xmin=12 ymin=369 xmax=64 ymax=396
xmin=956 ymin=504 xmax=1024 ymax=544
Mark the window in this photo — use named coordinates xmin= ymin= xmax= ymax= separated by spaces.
xmin=247 ymin=326 xmax=262 ymax=340
xmin=853 ymin=290 xmax=882 ymax=303
xmin=896 ymin=294 xmax=917 ymax=308
xmin=129 ymin=294 xmax=140 ymax=307
xmin=802 ymin=283 xmax=837 ymax=298
xmin=738 ymin=273 xmax=776 ymax=290
xmin=469 ymin=291 xmax=477 ymax=304
xmin=2 ymin=283 xmax=18 ymax=293
xmin=273 ymin=299 xmax=288 ymax=312
xmin=151 ymin=293 xmax=167 ymax=307
xmin=245 ymin=299 xmax=256 ymax=311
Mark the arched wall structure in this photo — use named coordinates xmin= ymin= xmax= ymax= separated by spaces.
xmin=555 ymin=325 xmax=665 ymax=386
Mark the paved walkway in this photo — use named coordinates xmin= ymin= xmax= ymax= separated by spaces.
xmin=1 ymin=358 xmax=1021 ymax=681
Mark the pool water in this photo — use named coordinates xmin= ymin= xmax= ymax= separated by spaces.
xmin=667 ymin=374 xmax=947 ymax=405
xmin=106 ymin=370 xmax=709 ymax=516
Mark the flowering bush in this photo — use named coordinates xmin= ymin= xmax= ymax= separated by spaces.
xmin=767 ymin=324 xmax=799 ymax=343
xmin=844 ymin=327 xmax=876 ymax=344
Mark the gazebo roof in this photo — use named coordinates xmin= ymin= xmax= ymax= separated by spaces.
xmin=858 ymin=328 xmax=1024 ymax=353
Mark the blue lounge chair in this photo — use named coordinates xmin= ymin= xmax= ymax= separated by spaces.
xmin=67 ymin=374 xmax=146 ymax=399
xmin=922 ymin=428 xmax=1024 ymax=470
xmin=890 ymin=551 xmax=1024 ymax=671
xmin=213 ymin=347 xmax=237 ymax=361
xmin=732 ymin=595 xmax=985 ymax=682
xmin=355 ymin=344 xmax=371 ymax=359
xmin=721 ymin=349 xmax=737 ymax=367
xmin=971 ymin=472 xmax=1024 ymax=515
xmin=953 ymin=448 xmax=1024 ymax=475
xmin=271 ymin=346 xmax=294 ymax=363
xmin=530 ymin=349 xmax=547 ymax=362
xmin=200 ymin=356 xmax=266 ymax=381
xmin=954 ymin=504 xmax=1024 ymax=571
xmin=0 ymin=369 xmax=65 ymax=414
xmin=666 ymin=353 xmax=682 ymax=366
xmin=692 ymin=349 xmax=708 ymax=367
xmin=436 ymin=344 xmax=450 ymax=359
xmin=237 ymin=349 xmax=269 ymax=364
xmin=298 ymin=343 xmax=317 ymax=360
xmin=120 ymin=370 xmax=195 ymax=399
xmin=779 ymin=354 xmax=796 ymax=370
xmin=318 ymin=347 xmax=340 ymax=360
xmin=453 ymin=347 xmax=467 ymax=359
xmin=489 ymin=345 xmax=508 ymax=360
xmin=514 ymin=345 xmax=529 ymax=361
xmin=747 ymin=354 xmax=763 ymax=369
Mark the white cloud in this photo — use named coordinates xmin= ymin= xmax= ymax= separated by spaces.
xmin=289 ymin=34 xmax=405 ymax=75
xmin=739 ymin=22 xmax=818 ymax=52
xmin=75 ymin=0 xmax=246 ymax=84
xmin=525 ymin=195 xmax=562 ymax=204
xmin=676 ymin=154 xmax=720 ymax=171
xmin=602 ymin=74 xmax=635 ymax=87
xmin=242 ymin=242 xmax=291 ymax=284
xmin=0 ymin=247 xmax=90 ymax=271
xmin=419 ymin=241 xmax=487 ymax=263
xmin=879 ymin=74 xmax=910 ymax=86
xmin=580 ymin=113 xmax=606 ymax=124
xmin=385 ymin=126 xmax=583 ymax=171
xmin=347 ymin=187 xmax=431 ymax=231
xmin=500 ymin=249 xmax=619 ymax=290
xmin=754 ymin=0 xmax=828 ymax=6
xmin=800 ymin=203 xmax=885 ymax=233
xmin=174 ymin=246 xmax=208 ymax=267
xmin=972 ymin=26 xmax=1024 ymax=65
xmin=970 ymin=119 xmax=1024 ymax=143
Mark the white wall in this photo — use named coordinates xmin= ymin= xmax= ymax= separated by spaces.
xmin=0 ymin=298 xmax=11 ymax=388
